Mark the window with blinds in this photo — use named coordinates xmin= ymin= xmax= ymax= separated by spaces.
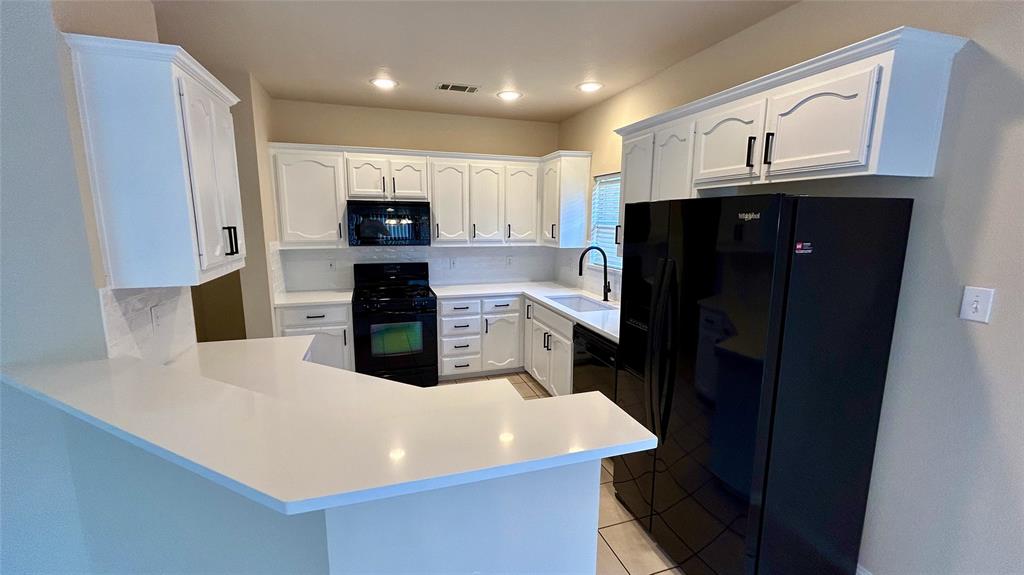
xmin=589 ymin=173 xmax=623 ymax=270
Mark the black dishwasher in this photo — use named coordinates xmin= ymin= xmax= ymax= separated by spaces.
xmin=572 ymin=325 xmax=617 ymax=401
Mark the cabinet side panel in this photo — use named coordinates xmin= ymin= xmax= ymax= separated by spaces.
xmin=875 ymin=45 xmax=961 ymax=176
xmin=73 ymin=53 xmax=198 ymax=286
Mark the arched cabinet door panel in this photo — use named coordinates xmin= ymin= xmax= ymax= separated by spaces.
xmin=505 ymin=164 xmax=538 ymax=242
xmin=274 ymin=153 xmax=344 ymax=244
xmin=390 ymin=157 xmax=429 ymax=201
xmin=764 ymin=65 xmax=882 ymax=176
xmin=431 ymin=160 xmax=470 ymax=242
xmin=346 ymin=155 xmax=388 ymax=199
xmin=469 ymin=163 xmax=504 ymax=242
xmin=652 ymin=119 xmax=695 ymax=202
xmin=692 ymin=99 xmax=766 ymax=185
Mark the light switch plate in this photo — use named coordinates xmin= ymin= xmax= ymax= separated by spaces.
xmin=959 ymin=286 xmax=995 ymax=323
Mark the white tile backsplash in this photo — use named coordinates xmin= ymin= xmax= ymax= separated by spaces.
xmin=555 ymin=250 xmax=622 ymax=301
xmin=100 ymin=286 xmax=196 ymax=364
xmin=280 ymin=246 xmax=562 ymax=291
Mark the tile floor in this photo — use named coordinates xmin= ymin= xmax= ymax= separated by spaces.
xmin=441 ymin=371 xmax=678 ymax=575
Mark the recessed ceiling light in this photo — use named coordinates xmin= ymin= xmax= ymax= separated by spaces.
xmin=370 ymin=77 xmax=398 ymax=90
xmin=497 ymin=90 xmax=523 ymax=102
xmin=577 ymin=82 xmax=604 ymax=93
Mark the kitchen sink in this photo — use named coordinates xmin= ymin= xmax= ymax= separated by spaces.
xmin=547 ymin=295 xmax=615 ymax=312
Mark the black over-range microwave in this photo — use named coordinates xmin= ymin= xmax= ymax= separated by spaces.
xmin=347 ymin=200 xmax=432 ymax=246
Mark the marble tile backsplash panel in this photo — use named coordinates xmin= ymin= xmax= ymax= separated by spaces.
xmin=281 ymin=246 xmax=561 ymax=291
xmin=100 ymin=286 xmax=196 ymax=364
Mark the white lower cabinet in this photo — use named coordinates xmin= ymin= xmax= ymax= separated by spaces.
xmin=482 ymin=313 xmax=521 ymax=371
xmin=282 ymin=326 xmax=353 ymax=371
xmin=527 ymin=319 xmax=551 ymax=390
xmin=277 ymin=304 xmax=354 ymax=371
xmin=547 ymin=331 xmax=573 ymax=397
xmin=523 ymin=300 xmax=574 ymax=396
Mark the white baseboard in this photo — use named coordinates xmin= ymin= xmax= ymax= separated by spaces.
xmin=857 ymin=565 xmax=873 ymax=575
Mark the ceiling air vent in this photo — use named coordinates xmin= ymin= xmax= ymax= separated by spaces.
xmin=436 ymin=83 xmax=479 ymax=94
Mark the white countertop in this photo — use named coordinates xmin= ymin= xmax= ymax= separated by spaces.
xmin=274 ymin=281 xmax=621 ymax=342
xmin=1 ymin=336 xmax=653 ymax=515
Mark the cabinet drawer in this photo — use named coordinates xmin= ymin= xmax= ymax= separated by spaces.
xmin=442 ymin=355 xmax=482 ymax=376
xmin=482 ymin=297 xmax=520 ymax=313
xmin=441 ymin=335 xmax=481 ymax=357
xmin=279 ymin=305 xmax=351 ymax=327
xmin=441 ymin=316 xmax=481 ymax=336
xmin=529 ymin=300 xmax=573 ymax=338
xmin=441 ymin=299 xmax=482 ymax=316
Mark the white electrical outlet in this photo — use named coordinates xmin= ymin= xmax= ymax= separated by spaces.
xmin=959 ymin=286 xmax=995 ymax=323
xmin=449 ymin=257 xmax=457 ymax=269
xmin=150 ymin=301 xmax=174 ymax=333
xmin=327 ymin=259 xmax=336 ymax=270
xmin=506 ymin=256 xmax=514 ymax=267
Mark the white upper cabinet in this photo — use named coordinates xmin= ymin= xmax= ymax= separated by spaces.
xmin=652 ymin=118 xmax=695 ymax=201
xmin=65 ymin=34 xmax=244 ymax=288
xmin=469 ymin=163 xmax=504 ymax=242
xmin=540 ymin=160 xmax=560 ymax=244
xmin=692 ymin=99 xmax=766 ymax=185
xmin=273 ymin=152 xmax=345 ymax=244
xmin=505 ymin=164 xmax=538 ymax=242
xmin=540 ymin=153 xmax=591 ymax=248
xmin=431 ymin=160 xmax=470 ymax=242
xmin=346 ymin=154 xmax=428 ymax=201
xmin=763 ymin=60 xmax=882 ymax=177
xmin=617 ymin=27 xmax=967 ymax=191
xmin=345 ymin=155 xmax=388 ymax=199
xmin=389 ymin=157 xmax=429 ymax=201
xmin=617 ymin=133 xmax=655 ymax=256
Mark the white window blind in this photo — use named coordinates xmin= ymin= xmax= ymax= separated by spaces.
xmin=589 ymin=173 xmax=623 ymax=270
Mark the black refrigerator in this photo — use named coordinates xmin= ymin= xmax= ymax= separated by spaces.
xmin=613 ymin=194 xmax=912 ymax=575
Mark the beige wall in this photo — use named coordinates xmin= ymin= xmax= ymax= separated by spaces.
xmin=270 ymin=99 xmax=559 ymax=157
xmin=560 ymin=3 xmax=1024 ymax=573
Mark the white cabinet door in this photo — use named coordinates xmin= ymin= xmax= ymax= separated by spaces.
xmin=547 ymin=330 xmax=573 ymax=396
xmin=505 ymin=164 xmax=538 ymax=242
xmin=652 ymin=118 xmax=695 ymax=201
xmin=346 ymin=155 xmax=388 ymax=199
xmin=212 ymin=103 xmax=245 ymax=259
xmin=618 ymin=132 xmax=654 ymax=257
xmin=431 ymin=160 xmax=470 ymax=242
xmin=389 ymin=157 xmax=429 ymax=201
xmin=282 ymin=325 xmax=352 ymax=370
xmin=274 ymin=153 xmax=344 ymax=244
xmin=764 ymin=64 xmax=882 ymax=177
xmin=179 ymin=75 xmax=229 ymax=271
xmin=523 ymin=303 xmax=535 ymax=371
xmin=529 ymin=320 xmax=550 ymax=390
xmin=469 ymin=163 xmax=504 ymax=242
xmin=540 ymin=159 xmax=560 ymax=244
xmin=692 ymin=99 xmax=767 ymax=185
xmin=482 ymin=313 xmax=521 ymax=370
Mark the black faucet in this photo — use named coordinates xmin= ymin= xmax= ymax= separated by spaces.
xmin=578 ymin=246 xmax=612 ymax=302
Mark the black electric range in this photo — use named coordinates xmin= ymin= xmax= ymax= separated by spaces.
xmin=351 ymin=262 xmax=438 ymax=387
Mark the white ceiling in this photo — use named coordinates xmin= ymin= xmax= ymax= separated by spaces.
xmin=154 ymin=1 xmax=793 ymax=122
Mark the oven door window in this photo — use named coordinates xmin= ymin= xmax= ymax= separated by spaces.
xmin=370 ymin=321 xmax=424 ymax=357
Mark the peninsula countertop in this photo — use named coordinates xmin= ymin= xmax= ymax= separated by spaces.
xmin=274 ymin=281 xmax=621 ymax=342
xmin=0 ymin=336 xmax=654 ymax=515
